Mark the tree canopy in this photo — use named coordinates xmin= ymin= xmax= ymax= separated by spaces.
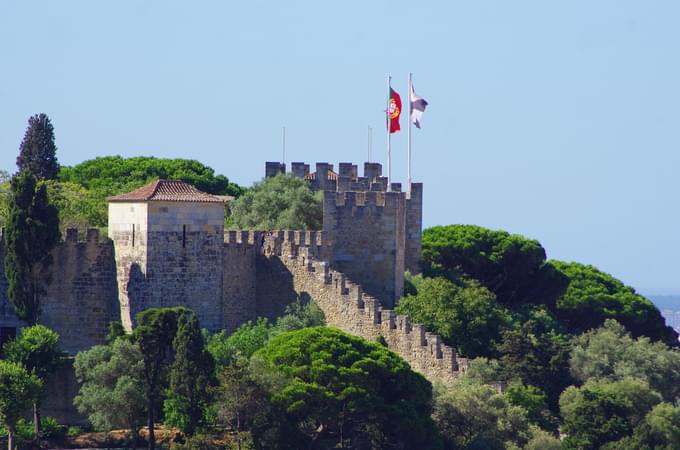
xmin=254 ymin=327 xmax=441 ymax=449
xmin=560 ymin=378 xmax=662 ymax=450
xmin=55 ymin=156 xmax=242 ymax=228
xmin=0 ymin=360 xmax=42 ymax=450
xmin=569 ymin=319 xmax=680 ymax=402
xmin=227 ymin=173 xmax=322 ymax=230
xmin=395 ymin=275 xmax=510 ymax=358
xmin=552 ymin=261 xmax=678 ymax=345
xmin=16 ymin=113 xmax=59 ymax=180
xmin=421 ymin=225 xmax=569 ymax=308
xmin=73 ymin=338 xmax=146 ymax=447
xmin=59 ymin=155 xmax=241 ymax=197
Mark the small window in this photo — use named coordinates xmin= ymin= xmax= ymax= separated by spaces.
xmin=182 ymin=225 xmax=187 ymax=248
xmin=132 ymin=224 xmax=135 ymax=247
xmin=160 ymin=207 xmax=169 ymax=213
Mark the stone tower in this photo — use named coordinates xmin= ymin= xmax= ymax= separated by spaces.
xmin=107 ymin=180 xmax=227 ymax=331
xmin=266 ymin=161 xmax=423 ymax=308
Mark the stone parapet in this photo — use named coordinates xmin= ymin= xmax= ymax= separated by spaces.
xmin=269 ymin=242 xmax=463 ymax=385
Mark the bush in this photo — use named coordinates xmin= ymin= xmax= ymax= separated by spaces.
xmin=66 ymin=425 xmax=82 ymax=438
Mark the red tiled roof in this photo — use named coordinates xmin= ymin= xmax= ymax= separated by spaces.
xmin=107 ymin=179 xmax=226 ymax=203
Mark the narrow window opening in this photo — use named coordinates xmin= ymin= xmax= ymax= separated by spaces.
xmin=132 ymin=224 xmax=135 ymax=247
xmin=182 ymin=225 xmax=187 ymax=248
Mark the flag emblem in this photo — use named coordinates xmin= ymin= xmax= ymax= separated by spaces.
xmin=410 ymin=83 xmax=428 ymax=129
xmin=388 ymin=88 xmax=402 ymax=133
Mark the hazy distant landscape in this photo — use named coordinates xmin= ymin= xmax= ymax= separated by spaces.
xmin=649 ymin=295 xmax=680 ymax=334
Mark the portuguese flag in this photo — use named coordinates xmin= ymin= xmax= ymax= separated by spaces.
xmin=388 ymin=88 xmax=402 ymax=133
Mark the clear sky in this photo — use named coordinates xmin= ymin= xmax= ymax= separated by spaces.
xmin=1 ymin=1 xmax=678 ymax=293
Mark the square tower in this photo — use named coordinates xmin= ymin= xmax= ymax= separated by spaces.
xmin=108 ymin=180 xmax=226 ymax=331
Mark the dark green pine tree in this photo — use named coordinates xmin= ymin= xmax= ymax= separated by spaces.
xmin=165 ymin=314 xmax=215 ymax=437
xmin=4 ymin=172 xmax=60 ymax=324
xmin=16 ymin=113 xmax=60 ymax=180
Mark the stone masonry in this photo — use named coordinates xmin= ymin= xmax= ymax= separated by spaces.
xmin=0 ymin=161 xmax=450 ymax=399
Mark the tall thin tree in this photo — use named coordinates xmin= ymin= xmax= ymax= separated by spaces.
xmin=4 ymin=172 xmax=60 ymax=324
xmin=16 ymin=113 xmax=60 ymax=180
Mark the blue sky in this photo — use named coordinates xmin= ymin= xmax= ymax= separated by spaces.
xmin=1 ymin=1 xmax=678 ymax=293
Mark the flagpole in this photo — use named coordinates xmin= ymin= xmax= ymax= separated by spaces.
xmin=408 ymin=73 xmax=412 ymax=196
xmin=368 ymin=125 xmax=372 ymax=163
xmin=282 ymin=126 xmax=286 ymax=165
xmin=387 ymin=75 xmax=392 ymax=191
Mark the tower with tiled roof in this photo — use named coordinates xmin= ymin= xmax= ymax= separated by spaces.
xmin=108 ymin=179 xmax=227 ymax=331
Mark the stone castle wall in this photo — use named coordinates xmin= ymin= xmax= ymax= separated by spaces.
xmin=0 ymin=228 xmax=118 ymax=355
xmin=223 ymin=231 xmax=258 ymax=333
xmin=323 ymin=190 xmax=405 ymax=308
xmin=260 ymin=234 xmax=467 ymax=384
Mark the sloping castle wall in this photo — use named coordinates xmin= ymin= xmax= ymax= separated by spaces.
xmin=257 ymin=232 xmax=467 ymax=384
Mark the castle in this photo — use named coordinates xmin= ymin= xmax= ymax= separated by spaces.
xmin=0 ymin=161 xmax=468 ymax=388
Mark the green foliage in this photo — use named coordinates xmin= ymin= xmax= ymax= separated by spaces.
xmin=45 ymin=180 xmax=106 ymax=230
xmin=504 ymin=384 xmax=556 ymax=432
xmin=73 ymin=339 xmax=146 ymax=442
xmin=560 ymin=378 xmax=662 ymax=449
xmin=0 ymin=360 xmax=42 ymax=449
xmin=602 ymin=402 xmax=680 ymax=450
xmin=432 ymin=382 xmax=531 ymax=450
xmin=164 ymin=314 xmax=216 ymax=436
xmin=17 ymin=113 xmax=60 ymax=180
xmin=497 ymin=320 xmax=572 ymax=410
xmin=570 ymin=319 xmax=680 ymax=402
xmin=66 ymin=426 xmax=82 ymax=438
xmin=59 ymin=155 xmax=242 ymax=197
xmin=227 ymin=173 xmax=322 ymax=230
xmin=255 ymin=327 xmax=441 ymax=449
xmin=169 ymin=434 xmax=219 ymax=450
xmin=0 ymin=171 xmax=10 ymax=228
xmin=3 ymin=325 xmax=64 ymax=382
xmin=522 ymin=426 xmax=562 ymax=450
xmin=106 ymin=320 xmax=127 ymax=344
xmin=462 ymin=357 xmax=503 ymax=385
xmin=4 ymin=172 xmax=60 ymax=324
xmin=207 ymin=299 xmax=326 ymax=368
xmin=57 ymin=155 xmax=242 ymax=228
xmin=395 ymin=275 xmax=510 ymax=358
xmin=273 ymin=297 xmax=325 ymax=332
xmin=0 ymin=418 xmax=35 ymax=447
xmin=207 ymin=318 xmax=274 ymax=368
xmin=214 ymin=357 xmax=271 ymax=450
xmin=133 ymin=306 xmax=193 ymax=450
xmin=421 ymin=225 xmax=569 ymax=308
xmin=553 ymin=261 xmax=678 ymax=345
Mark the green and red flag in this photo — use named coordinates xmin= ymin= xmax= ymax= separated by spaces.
xmin=387 ymin=88 xmax=402 ymax=133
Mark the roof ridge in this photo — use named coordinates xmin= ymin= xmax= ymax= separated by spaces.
xmin=148 ymin=179 xmax=163 ymax=200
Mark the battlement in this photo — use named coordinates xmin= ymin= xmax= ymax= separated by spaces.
xmin=275 ymin=245 xmax=462 ymax=384
xmin=62 ymin=228 xmax=109 ymax=244
xmin=265 ymin=161 xmax=401 ymax=193
xmin=1 ymin=227 xmax=110 ymax=246
xmin=328 ymin=190 xmax=407 ymax=209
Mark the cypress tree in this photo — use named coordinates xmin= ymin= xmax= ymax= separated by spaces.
xmin=166 ymin=314 xmax=215 ymax=436
xmin=4 ymin=172 xmax=60 ymax=324
xmin=16 ymin=113 xmax=59 ymax=180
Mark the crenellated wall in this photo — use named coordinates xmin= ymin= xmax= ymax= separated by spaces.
xmin=260 ymin=233 xmax=467 ymax=384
